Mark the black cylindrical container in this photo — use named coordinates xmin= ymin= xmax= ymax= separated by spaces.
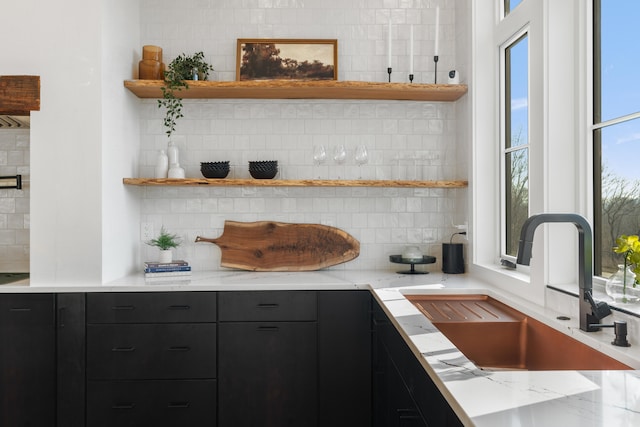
xmin=442 ymin=243 xmax=465 ymax=274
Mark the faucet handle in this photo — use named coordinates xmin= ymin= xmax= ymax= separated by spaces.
xmin=585 ymin=290 xmax=612 ymax=320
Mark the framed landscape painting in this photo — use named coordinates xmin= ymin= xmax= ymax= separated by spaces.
xmin=236 ymin=39 xmax=338 ymax=81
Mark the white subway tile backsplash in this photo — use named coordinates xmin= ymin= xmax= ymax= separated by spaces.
xmin=138 ymin=0 xmax=464 ymax=271
xmin=0 ymin=129 xmax=29 ymax=271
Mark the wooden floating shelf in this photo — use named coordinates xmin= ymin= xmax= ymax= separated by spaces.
xmin=0 ymin=75 xmax=40 ymax=115
xmin=123 ymin=178 xmax=468 ymax=188
xmin=124 ymin=80 xmax=468 ymax=102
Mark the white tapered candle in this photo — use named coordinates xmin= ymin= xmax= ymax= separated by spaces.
xmin=409 ymin=25 xmax=414 ymax=75
xmin=434 ymin=6 xmax=440 ymax=56
xmin=388 ymin=18 xmax=392 ymax=68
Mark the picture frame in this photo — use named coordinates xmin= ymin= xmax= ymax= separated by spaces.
xmin=236 ymin=39 xmax=338 ymax=81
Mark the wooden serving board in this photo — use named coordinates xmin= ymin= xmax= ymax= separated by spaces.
xmin=195 ymin=221 xmax=360 ymax=271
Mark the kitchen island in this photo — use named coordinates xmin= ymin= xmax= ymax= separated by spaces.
xmin=2 ymin=270 xmax=640 ymax=426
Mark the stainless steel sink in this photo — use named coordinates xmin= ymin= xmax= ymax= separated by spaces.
xmin=405 ymin=294 xmax=631 ymax=371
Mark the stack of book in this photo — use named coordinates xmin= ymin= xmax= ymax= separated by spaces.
xmin=144 ymin=260 xmax=191 ymax=281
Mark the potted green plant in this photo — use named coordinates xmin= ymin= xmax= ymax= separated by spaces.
xmin=158 ymin=51 xmax=214 ymax=138
xmin=146 ymin=226 xmax=183 ymax=263
xmin=606 ymin=234 xmax=640 ymax=303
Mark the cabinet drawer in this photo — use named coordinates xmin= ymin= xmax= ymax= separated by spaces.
xmin=87 ymin=323 xmax=216 ymax=380
xmin=87 ymin=292 xmax=216 ymax=323
xmin=87 ymin=380 xmax=216 ymax=427
xmin=0 ymin=293 xmax=54 ymax=326
xmin=218 ymin=291 xmax=316 ymax=321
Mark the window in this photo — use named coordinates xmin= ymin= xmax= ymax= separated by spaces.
xmin=593 ymin=0 xmax=640 ymax=276
xmin=473 ymin=0 xmax=548 ymax=304
xmin=505 ymin=0 xmax=524 ymax=16
xmin=503 ymin=34 xmax=529 ymax=256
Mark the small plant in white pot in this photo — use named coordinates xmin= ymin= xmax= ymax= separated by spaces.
xmin=146 ymin=226 xmax=182 ymax=263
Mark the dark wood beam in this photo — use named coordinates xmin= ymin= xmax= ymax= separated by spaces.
xmin=0 ymin=75 xmax=40 ymax=115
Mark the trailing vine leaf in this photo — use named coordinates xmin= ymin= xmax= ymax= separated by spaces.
xmin=158 ymin=84 xmax=186 ymax=138
xmin=157 ymin=52 xmax=214 ymax=139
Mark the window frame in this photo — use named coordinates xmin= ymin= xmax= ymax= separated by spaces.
xmin=591 ymin=0 xmax=640 ymax=278
xmin=500 ymin=29 xmax=530 ymax=259
xmin=471 ymin=0 xmax=584 ymax=305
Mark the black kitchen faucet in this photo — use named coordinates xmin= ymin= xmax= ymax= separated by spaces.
xmin=516 ymin=213 xmax=612 ymax=332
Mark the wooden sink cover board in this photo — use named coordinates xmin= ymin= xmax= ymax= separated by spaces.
xmin=195 ymin=220 xmax=359 ymax=271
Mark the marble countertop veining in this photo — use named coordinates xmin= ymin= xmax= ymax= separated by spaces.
xmin=367 ymin=273 xmax=640 ymax=427
xmin=3 ymin=269 xmax=640 ymax=425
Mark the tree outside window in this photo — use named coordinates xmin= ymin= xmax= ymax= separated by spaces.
xmin=593 ymin=1 xmax=640 ymax=276
xmin=504 ymin=34 xmax=529 ymax=257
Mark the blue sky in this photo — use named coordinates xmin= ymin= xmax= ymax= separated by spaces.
xmin=509 ymin=35 xmax=528 ymax=147
xmin=509 ymin=1 xmax=639 ymax=181
xmin=600 ymin=1 xmax=640 ymax=181
xmin=508 ymin=0 xmax=523 ymax=14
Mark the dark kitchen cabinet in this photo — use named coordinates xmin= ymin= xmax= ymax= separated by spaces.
xmin=376 ymin=336 xmax=428 ymax=427
xmin=0 ymin=293 xmax=56 ymax=427
xmin=372 ymin=298 xmax=462 ymax=427
xmin=85 ymin=292 xmax=218 ymax=427
xmin=87 ymin=379 xmax=216 ymax=427
xmin=218 ymin=291 xmax=318 ymax=427
xmin=87 ymin=323 xmax=217 ymax=380
xmin=218 ymin=290 xmax=372 ymax=427
xmin=318 ymin=290 xmax=372 ymax=427
xmin=2 ymin=288 xmax=459 ymax=427
xmin=57 ymin=293 xmax=87 ymax=427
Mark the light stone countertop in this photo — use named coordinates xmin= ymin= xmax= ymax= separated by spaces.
xmin=3 ymin=269 xmax=640 ymax=426
xmin=367 ymin=272 xmax=640 ymax=427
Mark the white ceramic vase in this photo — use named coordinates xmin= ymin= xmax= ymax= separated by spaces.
xmin=159 ymin=249 xmax=173 ymax=264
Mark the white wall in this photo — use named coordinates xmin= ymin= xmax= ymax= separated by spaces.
xmin=1 ymin=0 xmax=103 ymax=284
xmin=455 ymin=0 xmax=472 ymax=254
xmin=100 ymin=0 xmax=143 ymax=282
xmin=136 ymin=0 xmax=468 ymax=271
xmin=0 ymin=0 xmax=470 ymax=281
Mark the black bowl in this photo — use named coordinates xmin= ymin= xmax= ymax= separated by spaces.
xmin=201 ymin=161 xmax=230 ymax=179
xmin=248 ymin=160 xmax=278 ymax=179
xmin=249 ymin=168 xmax=278 ymax=179
xmin=249 ymin=160 xmax=278 ymax=169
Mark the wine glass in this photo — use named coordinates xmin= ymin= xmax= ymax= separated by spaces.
xmin=312 ymin=145 xmax=326 ymax=178
xmin=333 ymin=144 xmax=346 ymax=164
xmin=333 ymin=144 xmax=347 ymax=179
xmin=355 ymin=145 xmax=368 ymax=179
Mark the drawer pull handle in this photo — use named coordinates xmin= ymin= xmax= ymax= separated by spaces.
xmin=111 ymin=305 xmax=135 ymax=311
xmin=112 ymin=403 xmax=136 ymax=410
xmin=168 ymin=305 xmax=191 ymax=310
xmin=168 ymin=346 xmax=191 ymax=352
xmin=111 ymin=346 xmax=136 ymax=352
xmin=397 ymin=408 xmax=421 ymax=420
xmin=9 ymin=307 xmax=31 ymax=312
xmin=258 ymin=326 xmax=279 ymax=332
xmin=168 ymin=402 xmax=190 ymax=409
xmin=257 ymin=303 xmax=279 ymax=309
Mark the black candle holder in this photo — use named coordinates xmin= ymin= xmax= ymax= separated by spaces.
xmin=387 ymin=67 xmax=392 ymax=83
xmin=434 ymin=55 xmax=439 ymax=84
xmin=409 ymin=73 xmax=414 ymax=83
